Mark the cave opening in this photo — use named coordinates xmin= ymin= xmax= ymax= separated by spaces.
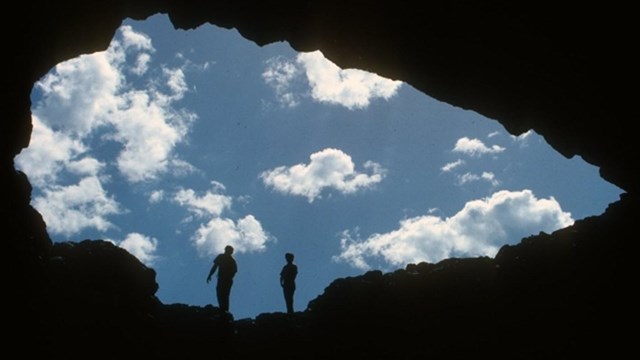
xmin=15 ymin=13 xmax=623 ymax=320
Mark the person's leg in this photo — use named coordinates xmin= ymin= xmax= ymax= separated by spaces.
xmin=216 ymin=286 xmax=227 ymax=311
xmin=283 ymin=286 xmax=295 ymax=314
xmin=217 ymin=279 xmax=232 ymax=311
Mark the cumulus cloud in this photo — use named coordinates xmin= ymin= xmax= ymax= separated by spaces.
xmin=192 ymin=215 xmax=270 ymax=257
xmin=33 ymin=49 xmax=120 ymax=137
xmin=297 ymin=51 xmax=402 ymax=109
xmin=20 ymin=24 xmax=196 ymax=184
xmin=457 ymin=172 xmax=480 ymax=185
xmin=511 ymin=129 xmax=535 ymax=147
xmin=481 ymin=172 xmax=500 ymax=186
xmin=131 ymin=52 xmax=152 ymax=75
xmin=120 ymin=25 xmax=154 ymax=51
xmin=32 ymin=176 xmax=123 ymax=237
xmin=123 ymin=24 xmax=155 ymax=76
xmin=174 ymin=183 xmax=273 ymax=257
xmin=453 ymin=137 xmax=505 ymax=157
xmin=66 ymin=157 xmax=105 ymax=177
xmin=457 ymin=171 xmax=500 ymax=187
xmin=174 ymin=185 xmax=233 ymax=218
xmin=108 ymin=86 xmax=194 ymax=182
xmin=262 ymin=56 xmax=301 ymax=108
xmin=441 ymin=159 xmax=465 ymax=172
xmin=260 ymin=148 xmax=386 ymax=202
xmin=16 ymin=116 xmax=90 ymax=187
xmin=14 ymin=24 xmax=201 ymax=239
xmin=512 ymin=129 xmax=533 ymax=141
xmin=119 ymin=232 xmax=158 ymax=265
xmin=442 ymin=137 xmax=504 ymax=186
xmin=333 ymin=189 xmax=574 ymax=270
xmin=149 ymin=190 xmax=165 ymax=203
xmin=263 ymin=51 xmax=402 ymax=109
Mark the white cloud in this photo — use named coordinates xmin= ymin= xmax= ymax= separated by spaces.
xmin=237 ymin=195 xmax=252 ymax=205
xmin=118 ymin=232 xmax=158 ymax=266
xmin=32 ymin=176 xmax=123 ymax=237
xmin=16 ymin=116 xmax=105 ymax=186
xmin=108 ymin=87 xmax=194 ymax=182
xmin=120 ymin=25 xmax=154 ymax=51
xmin=169 ymin=159 xmax=198 ymax=178
xmin=132 ymin=53 xmax=152 ymax=75
xmin=174 ymin=186 xmax=233 ymax=218
xmin=453 ymin=137 xmax=505 ymax=157
xmin=236 ymin=215 xmax=271 ymax=252
xmin=457 ymin=171 xmax=500 ymax=187
xmin=149 ymin=190 xmax=165 ymax=203
xmin=177 ymin=53 xmax=214 ymax=72
xmin=333 ymin=189 xmax=573 ymax=270
xmin=192 ymin=215 xmax=271 ymax=257
xmin=457 ymin=172 xmax=480 ymax=185
xmin=262 ymin=57 xmax=301 ymax=108
xmin=263 ymin=51 xmax=402 ymax=110
xmin=210 ymin=180 xmax=226 ymax=192
xmin=481 ymin=172 xmax=500 ymax=186
xmin=15 ymin=25 xmax=199 ymax=239
xmin=16 ymin=116 xmax=88 ymax=187
xmin=511 ymin=129 xmax=535 ymax=147
xmin=260 ymin=148 xmax=386 ymax=202
xmin=66 ymin=157 xmax=105 ymax=177
xmin=487 ymin=131 xmax=501 ymax=138
xmin=441 ymin=159 xmax=465 ymax=172
xmin=175 ymin=183 xmax=274 ymax=257
xmin=33 ymin=51 xmax=119 ymax=138
xmin=296 ymin=51 xmax=402 ymax=109
xmin=161 ymin=67 xmax=189 ymax=100
xmin=23 ymin=25 xmax=196 ymax=184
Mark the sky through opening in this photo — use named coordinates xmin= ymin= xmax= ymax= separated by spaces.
xmin=15 ymin=15 xmax=623 ymax=319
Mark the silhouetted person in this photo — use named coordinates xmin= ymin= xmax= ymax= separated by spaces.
xmin=206 ymin=245 xmax=237 ymax=312
xmin=280 ymin=252 xmax=298 ymax=314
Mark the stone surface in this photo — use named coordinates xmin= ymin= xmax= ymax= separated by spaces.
xmin=2 ymin=2 xmax=636 ymax=358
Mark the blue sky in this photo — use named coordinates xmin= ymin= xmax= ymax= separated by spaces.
xmin=16 ymin=15 xmax=622 ymax=320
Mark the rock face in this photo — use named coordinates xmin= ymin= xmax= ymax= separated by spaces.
xmin=2 ymin=1 xmax=636 ymax=358
xmin=43 ymin=240 xmax=160 ymax=358
xmin=234 ymin=195 xmax=637 ymax=359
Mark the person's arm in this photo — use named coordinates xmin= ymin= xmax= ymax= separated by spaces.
xmin=206 ymin=262 xmax=218 ymax=283
xmin=232 ymin=258 xmax=238 ymax=276
xmin=280 ymin=266 xmax=285 ymax=287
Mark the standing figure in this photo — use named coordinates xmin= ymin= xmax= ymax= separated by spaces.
xmin=280 ymin=252 xmax=298 ymax=314
xmin=206 ymin=245 xmax=237 ymax=312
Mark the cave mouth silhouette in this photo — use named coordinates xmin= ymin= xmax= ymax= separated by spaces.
xmin=16 ymin=12 xmax=619 ymax=320
xmin=6 ymin=4 xmax=637 ymax=358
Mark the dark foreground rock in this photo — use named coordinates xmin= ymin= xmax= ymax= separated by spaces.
xmin=2 ymin=2 xmax=638 ymax=359
xmin=15 ymin=194 xmax=633 ymax=359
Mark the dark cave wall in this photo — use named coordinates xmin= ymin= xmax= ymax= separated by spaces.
xmin=2 ymin=1 xmax=636 ymax=358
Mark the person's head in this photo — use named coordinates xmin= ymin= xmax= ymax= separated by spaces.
xmin=224 ymin=245 xmax=234 ymax=255
xmin=285 ymin=252 xmax=294 ymax=263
